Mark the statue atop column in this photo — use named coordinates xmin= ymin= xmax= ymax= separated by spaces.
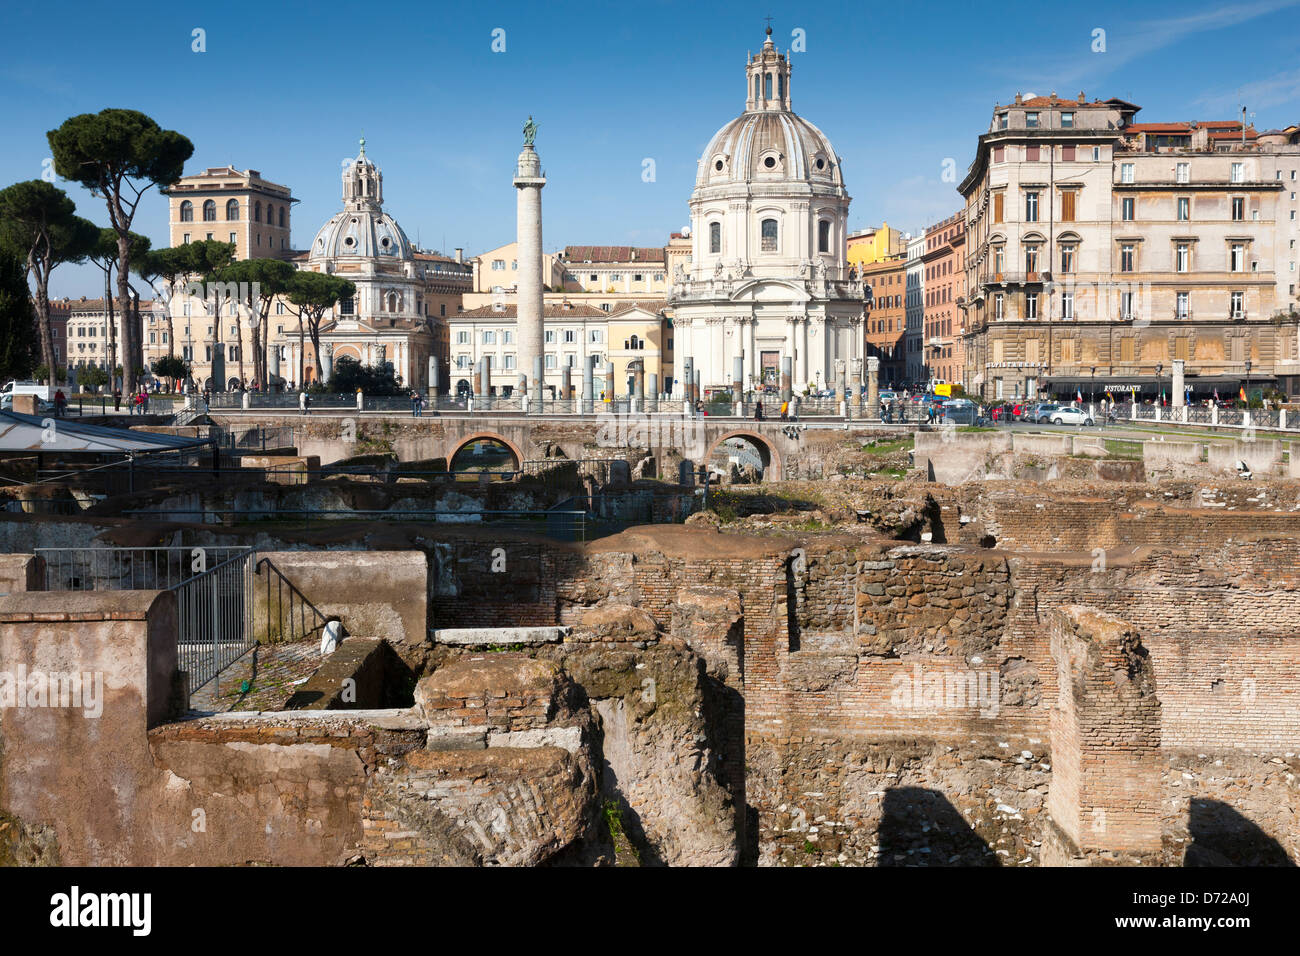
xmin=523 ymin=116 xmax=538 ymax=147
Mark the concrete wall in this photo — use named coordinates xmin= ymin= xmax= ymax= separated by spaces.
xmin=1206 ymin=439 xmax=1281 ymax=475
xmin=0 ymin=554 xmax=42 ymax=597
xmin=1011 ymin=433 xmax=1073 ymax=457
xmin=912 ymin=431 xmax=1012 ymax=484
xmin=257 ymin=550 xmax=428 ymax=648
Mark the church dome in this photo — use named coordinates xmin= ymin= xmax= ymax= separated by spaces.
xmin=694 ymin=27 xmax=844 ymax=189
xmin=309 ymin=139 xmax=414 ymax=262
xmin=310 ymin=208 xmax=413 ymax=261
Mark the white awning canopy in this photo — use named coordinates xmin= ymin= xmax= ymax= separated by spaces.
xmin=0 ymin=411 xmax=210 ymax=454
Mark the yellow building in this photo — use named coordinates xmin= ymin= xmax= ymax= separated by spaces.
xmin=847 ymin=222 xmax=908 ymax=272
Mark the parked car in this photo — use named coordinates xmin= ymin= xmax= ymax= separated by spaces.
xmin=940 ymin=399 xmax=984 ymax=426
xmin=1028 ymin=402 xmax=1060 ymax=423
xmin=1050 ymin=406 xmax=1095 ymax=426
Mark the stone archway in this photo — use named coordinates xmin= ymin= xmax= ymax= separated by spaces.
xmin=448 ymin=431 xmax=525 ymax=471
xmin=706 ymin=430 xmax=782 ymax=481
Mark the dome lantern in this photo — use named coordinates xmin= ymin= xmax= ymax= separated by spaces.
xmin=745 ymin=25 xmax=791 ymax=112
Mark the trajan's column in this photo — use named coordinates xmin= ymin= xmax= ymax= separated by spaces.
xmin=514 ymin=116 xmax=546 ymax=403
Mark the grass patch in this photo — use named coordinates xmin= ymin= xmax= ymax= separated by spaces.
xmin=604 ymin=800 xmax=641 ymax=866
xmin=1103 ymin=438 xmax=1144 ymax=460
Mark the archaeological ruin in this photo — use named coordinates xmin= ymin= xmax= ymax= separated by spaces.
xmin=0 ymin=406 xmax=1296 ymax=868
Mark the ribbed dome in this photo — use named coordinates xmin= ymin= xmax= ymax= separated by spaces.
xmin=698 ymin=110 xmax=841 ymax=187
xmin=310 ymin=209 xmax=413 ymax=261
xmin=309 ymin=141 xmax=413 ymax=262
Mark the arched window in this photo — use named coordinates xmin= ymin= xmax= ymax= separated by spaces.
xmin=279 ymin=207 xmax=285 ymax=228
xmin=709 ymin=221 xmax=721 ymax=254
xmin=818 ymin=220 xmax=831 ymax=253
xmin=265 ymin=205 xmax=274 ymax=226
xmin=387 ymin=292 xmax=399 ymax=312
xmin=202 ymin=200 xmax=216 ymax=222
xmin=761 ymin=218 xmax=778 ymax=253
xmin=254 ymin=201 xmax=261 ymax=222
xmin=180 ymin=200 xmax=193 ymax=222
xmin=629 ymin=335 xmax=641 ymax=350
xmin=225 ymin=199 xmax=239 ymax=220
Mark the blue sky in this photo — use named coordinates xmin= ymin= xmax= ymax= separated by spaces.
xmin=3 ymin=0 xmax=1298 ymax=297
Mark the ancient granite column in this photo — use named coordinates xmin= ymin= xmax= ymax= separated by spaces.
xmin=1172 ymin=359 xmax=1185 ymax=408
xmin=514 ymin=119 xmax=546 ymax=406
xmin=867 ymin=356 xmax=880 ymax=418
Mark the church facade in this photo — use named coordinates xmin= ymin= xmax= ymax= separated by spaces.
xmin=670 ymin=28 xmax=866 ymax=396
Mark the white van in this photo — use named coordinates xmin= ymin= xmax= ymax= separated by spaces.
xmin=1 ymin=380 xmax=54 ymax=409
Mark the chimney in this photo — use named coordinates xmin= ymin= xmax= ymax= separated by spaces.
xmin=1078 ymin=91 xmax=1086 ymax=104
xmin=1014 ymin=92 xmax=1023 ymax=105
xmin=454 ymin=247 xmax=463 ymax=263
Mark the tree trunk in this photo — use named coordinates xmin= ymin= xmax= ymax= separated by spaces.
xmin=29 ymin=254 xmax=56 ymax=382
xmin=298 ymin=318 xmax=306 ymax=385
xmin=104 ymin=266 xmax=116 ymax=387
xmin=116 ymin=233 xmax=135 ymax=394
xmin=165 ymin=279 xmax=175 ymax=359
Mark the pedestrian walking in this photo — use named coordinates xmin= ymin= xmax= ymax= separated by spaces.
xmin=299 ymin=389 xmax=309 ymax=416
xmin=779 ymin=399 xmax=789 ymax=421
xmin=754 ymin=400 xmax=764 ymax=421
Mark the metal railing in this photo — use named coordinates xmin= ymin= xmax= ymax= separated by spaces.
xmin=256 ymin=556 xmax=330 ymax=644
xmin=117 ymin=507 xmax=588 ymax=540
xmin=172 ymin=550 xmax=256 ymax=701
xmin=37 ymin=546 xmax=257 ymax=706
xmin=38 ymin=546 xmax=250 ymax=592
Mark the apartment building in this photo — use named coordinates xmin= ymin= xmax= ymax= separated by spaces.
xmin=448 ymin=299 xmax=671 ymax=398
xmin=959 ymin=93 xmax=1299 ymax=401
xmin=904 ymin=234 xmax=926 ymax=383
xmin=861 ymin=255 xmax=907 ymax=386
xmin=923 ymin=211 xmax=966 ymax=387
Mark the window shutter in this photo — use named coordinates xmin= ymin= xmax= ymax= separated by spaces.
xmin=993 ymin=192 xmax=1004 ymax=223
xmin=1061 ymin=190 xmax=1076 ymax=222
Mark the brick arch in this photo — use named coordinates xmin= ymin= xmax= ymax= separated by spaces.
xmin=448 ymin=431 xmax=524 ymax=470
xmin=706 ymin=430 xmax=781 ymax=480
xmin=332 ymin=345 xmax=362 ymax=362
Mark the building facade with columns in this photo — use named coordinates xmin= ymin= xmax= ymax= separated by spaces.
xmin=669 ymin=28 xmax=865 ymax=397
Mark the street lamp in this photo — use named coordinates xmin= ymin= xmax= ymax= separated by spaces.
xmin=1090 ymin=366 xmax=1097 ymax=407
xmin=1245 ymin=359 xmax=1252 ymax=408
xmin=1156 ymin=362 xmax=1163 ymax=406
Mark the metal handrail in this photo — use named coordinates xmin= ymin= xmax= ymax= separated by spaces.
xmin=256 ymin=556 xmax=330 ymax=645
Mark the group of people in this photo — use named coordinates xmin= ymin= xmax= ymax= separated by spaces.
xmin=108 ymin=388 xmax=152 ymax=414
xmin=749 ymin=397 xmax=800 ymax=421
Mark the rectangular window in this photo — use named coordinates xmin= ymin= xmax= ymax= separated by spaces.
xmin=1026 ymin=145 xmax=1040 ymax=162
xmin=1025 ymin=293 xmax=1038 ymax=319
xmin=1120 ymin=163 xmax=1134 ymax=184
xmin=1176 ymin=291 xmax=1189 ymax=318
xmin=1121 ymin=197 xmax=1135 ymax=221
xmin=993 ymin=146 xmax=1005 ymax=163
xmin=1061 ymin=292 xmax=1074 ymax=320
xmin=564 ymin=329 xmax=576 ymax=343
xmin=1231 ymin=162 xmax=1244 ymax=183
xmin=998 ymin=112 xmax=1008 ymax=130
xmin=1060 ymin=190 xmax=1076 ymax=222
xmin=503 ymin=355 xmax=515 ymax=369
xmin=1061 ymin=112 xmax=1074 ymax=129
xmin=1025 ymin=191 xmax=1039 ymax=222
xmin=589 ymin=329 xmax=603 ymax=343
xmin=456 ymin=331 xmax=469 ymax=344
xmin=1060 ymin=246 xmax=1075 ymax=274
xmin=1092 ymin=146 xmax=1101 ymax=162
xmin=545 ymin=353 xmax=557 ymax=369
xmin=1177 ymin=196 xmax=1190 ymax=221
xmin=1121 ymin=295 xmax=1135 ymax=322
xmin=1232 ymin=197 xmax=1245 ymax=221
xmin=1176 ymin=163 xmax=1190 ymax=184
xmin=482 ymin=331 xmax=496 ymax=344
xmin=544 ymin=329 xmax=555 ymax=344
xmin=1231 ymin=243 xmax=1245 ymax=272
xmin=503 ymin=330 xmax=513 ymax=344
xmin=1120 ymin=244 xmax=1135 ymax=272
xmin=1061 ymin=145 xmax=1075 ymax=162
xmin=818 ymin=219 xmax=830 ymax=253
xmin=1176 ymin=243 xmax=1190 ymax=273
xmin=1231 ymin=291 xmax=1244 ymax=316
xmin=993 ymin=192 xmax=1004 ymax=223
xmin=994 ymin=293 xmax=1004 ymax=320
xmin=1025 ymin=112 xmax=1039 ymax=128
xmin=1025 ymin=246 xmax=1040 ymax=274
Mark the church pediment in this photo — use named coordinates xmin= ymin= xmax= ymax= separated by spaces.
xmin=729 ymin=278 xmax=810 ymax=303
